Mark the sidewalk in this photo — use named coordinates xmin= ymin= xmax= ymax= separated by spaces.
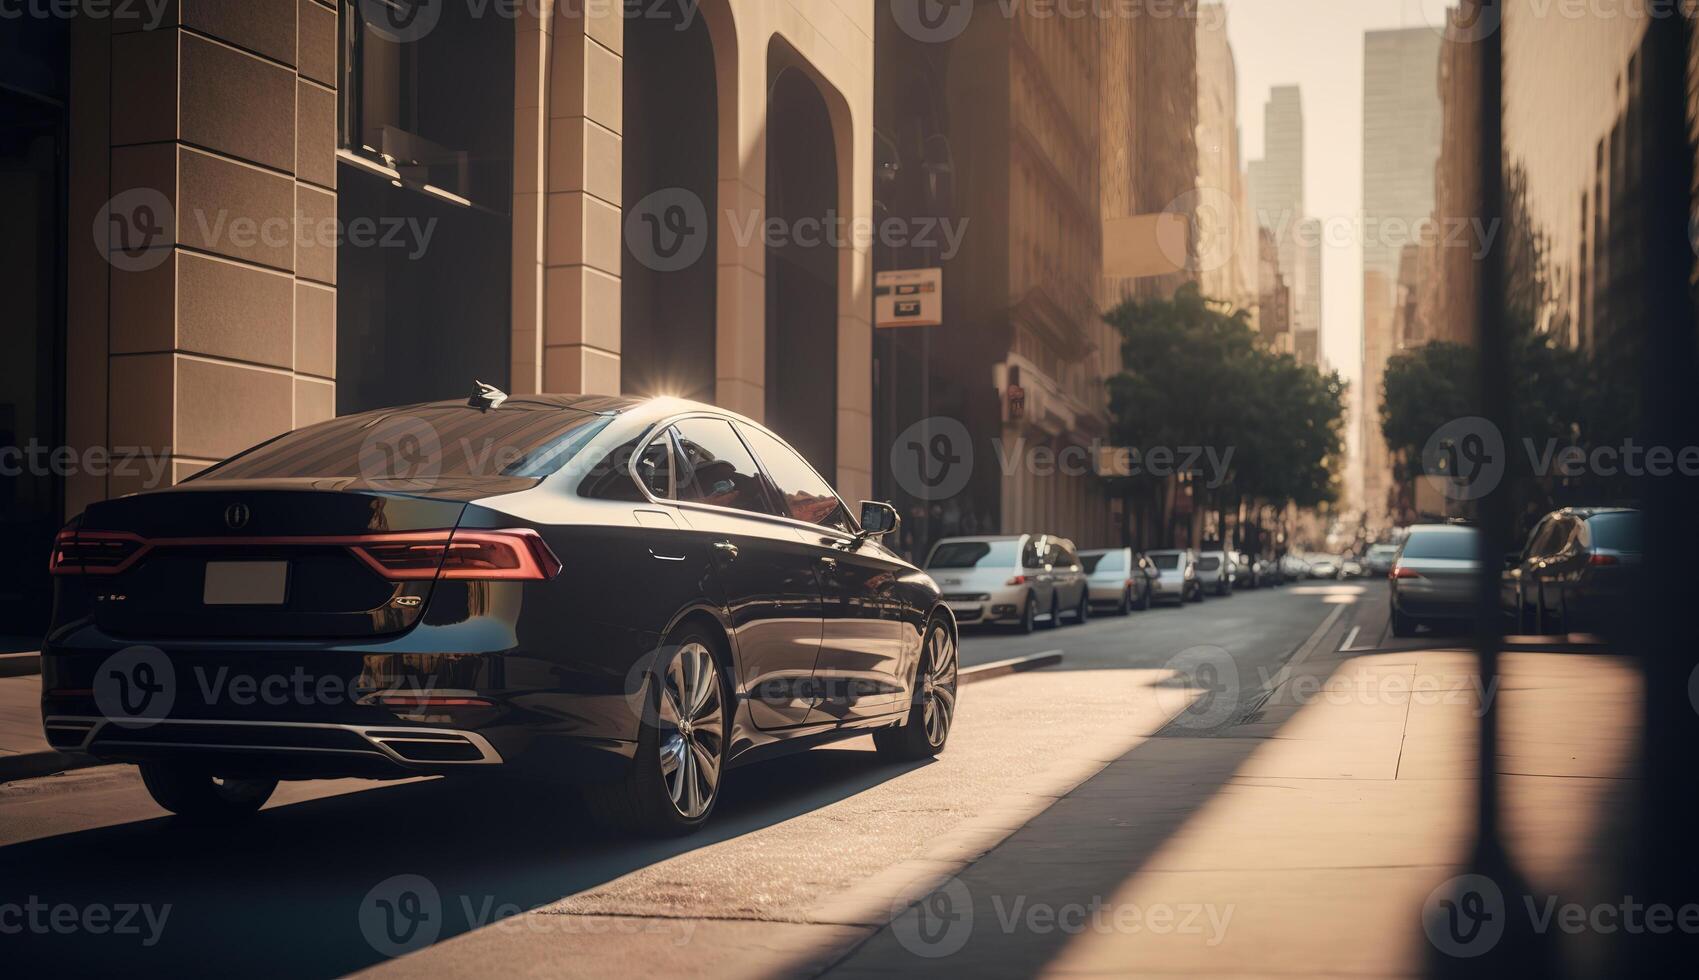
xmin=823 ymin=608 xmax=1641 ymax=976
xmin=0 ymin=673 xmax=94 ymax=783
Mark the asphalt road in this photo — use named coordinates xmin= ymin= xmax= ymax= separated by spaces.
xmin=0 ymin=579 xmax=1371 ymax=978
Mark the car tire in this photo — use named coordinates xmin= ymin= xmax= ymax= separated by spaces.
xmin=1117 ymin=588 xmax=1132 ymax=616
xmin=139 ymin=763 xmax=275 ymax=823
xmin=1017 ymin=594 xmax=1037 ymax=634
xmin=1391 ymin=606 xmax=1417 ymax=638
xmin=1042 ymin=595 xmax=1061 ymax=630
xmin=1074 ymin=591 xmax=1090 ymax=625
xmin=1188 ymin=583 xmax=1204 ymax=603
xmin=874 ymin=616 xmax=958 ymax=761
xmin=586 ymin=628 xmax=729 ymax=837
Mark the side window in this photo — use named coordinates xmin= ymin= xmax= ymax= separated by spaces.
xmin=738 ymin=424 xmax=852 ymax=532
xmin=672 ymin=418 xmax=774 ymax=516
xmin=1022 ymin=539 xmax=1047 ymax=569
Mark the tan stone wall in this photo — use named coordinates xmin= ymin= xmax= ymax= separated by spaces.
xmin=520 ymin=0 xmax=875 ymax=501
xmin=70 ymin=0 xmax=338 ymax=508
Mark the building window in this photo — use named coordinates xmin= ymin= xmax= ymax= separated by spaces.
xmin=335 ymin=0 xmax=513 ymax=413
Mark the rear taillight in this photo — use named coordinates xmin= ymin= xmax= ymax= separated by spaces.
xmin=1390 ymin=566 xmax=1423 ymax=580
xmin=48 ymin=528 xmax=149 ymax=575
xmin=352 ymin=529 xmax=561 ymax=581
xmin=1586 ymin=553 xmax=1617 ymax=567
xmin=1006 ymin=575 xmax=1028 ymax=586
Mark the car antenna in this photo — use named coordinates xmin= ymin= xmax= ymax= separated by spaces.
xmin=468 ymin=380 xmax=508 ymax=411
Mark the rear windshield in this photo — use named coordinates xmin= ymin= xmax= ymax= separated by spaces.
xmin=1196 ymin=556 xmax=1221 ymax=571
xmin=1081 ymin=552 xmax=1124 ymax=574
xmin=196 ymin=406 xmax=610 ymax=482
xmin=928 ymin=540 xmax=1017 ymax=569
xmin=1369 ymin=545 xmax=1399 ymax=557
xmin=1586 ymin=512 xmax=1642 ymax=551
xmin=1150 ymin=553 xmax=1182 ymax=570
xmin=1399 ymin=529 xmax=1480 ymax=560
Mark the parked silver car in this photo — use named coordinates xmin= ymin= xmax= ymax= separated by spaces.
xmin=1080 ymin=547 xmax=1156 ymax=614
xmin=1146 ymin=548 xmax=1203 ymax=604
xmin=1196 ymin=549 xmax=1234 ymax=596
xmin=1365 ymin=543 xmax=1400 ymax=576
xmin=926 ymin=533 xmax=1090 ymax=633
xmin=1390 ymin=524 xmax=1483 ymax=636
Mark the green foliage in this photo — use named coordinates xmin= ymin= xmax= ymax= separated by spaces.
xmin=1105 ymin=282 xmax=1348 ymax=508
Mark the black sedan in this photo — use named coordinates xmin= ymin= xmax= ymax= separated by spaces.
xmin=41 ymin=392 xmax=958 ymax=835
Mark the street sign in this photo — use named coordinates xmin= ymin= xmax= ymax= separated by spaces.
xmin=875 ymin=268 xmax=943 ymax=328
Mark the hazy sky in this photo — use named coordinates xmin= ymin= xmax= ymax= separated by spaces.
xmin=1224 ymin=0 xmax=1452 ymax=387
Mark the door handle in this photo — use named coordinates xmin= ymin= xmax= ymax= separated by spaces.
xmin=819 ymin=555 xmax=839 ymax=569
xmin=713 ymin=541 xmax=740 ymax=561
xmin=649 ymin=549 xmax=687 ymax=562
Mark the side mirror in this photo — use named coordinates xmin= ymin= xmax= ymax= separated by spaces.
xmin=859 ymin=500 xmax=900 ymax=538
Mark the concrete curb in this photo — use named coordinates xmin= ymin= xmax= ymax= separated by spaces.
xmin=0 ymin=750 xmax=99 ymax=785
xmin=959 ymin=650 xmax=1064 ymax=685
xmin=0 ymin=652 xmax=41 ymax=678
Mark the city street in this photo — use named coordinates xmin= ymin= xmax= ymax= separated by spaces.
xmin=1 ymin=583 xmax=1366 ymax=977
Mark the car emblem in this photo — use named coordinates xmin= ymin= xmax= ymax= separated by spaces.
xmin=224 ymin=503 xmax=251 ymax=529
xmin=392 ymin=595 xmax=423 ymax=608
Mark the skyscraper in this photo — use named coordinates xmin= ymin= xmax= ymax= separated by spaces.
xmin=1360 ymin=28 xmax=1443 ymax=525
xmin=1248 ymin=85 xmax=1304 ymax=288
xmin=1195 ymin=3 xmax=1253 ymax=312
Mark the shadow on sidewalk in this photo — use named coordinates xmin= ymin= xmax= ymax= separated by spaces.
xmin=0 ymin=746 xmax=930 ymax=978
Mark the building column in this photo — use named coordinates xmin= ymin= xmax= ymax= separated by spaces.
xmin=532 ymin=4 xmax=622 ymax=396
xmin=98 ymin=0 xmax=337 ymax=495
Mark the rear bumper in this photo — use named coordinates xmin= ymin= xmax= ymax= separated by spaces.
xmin=38 ymin=626 xmax=643 ymax=781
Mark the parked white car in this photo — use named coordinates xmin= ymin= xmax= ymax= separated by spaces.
xmin=926 ymin=534 xmax=1090 ymax=633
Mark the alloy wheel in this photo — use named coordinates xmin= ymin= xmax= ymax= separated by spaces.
xmin=656 ymin=642 xmax=725 ymax=819
xmin=920 ymin=625 xmax=959 ymax=748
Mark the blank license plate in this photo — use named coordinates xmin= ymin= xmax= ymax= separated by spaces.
xmin=203 ymin=561 xmax=289 ymax=606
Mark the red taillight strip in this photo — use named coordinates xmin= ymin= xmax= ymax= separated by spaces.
xmin=49 ymin=528 xmax=560 ymax=581
xmin=49 ymin=529 xmax=150 ymax=576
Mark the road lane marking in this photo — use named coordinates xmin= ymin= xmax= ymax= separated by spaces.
xmin=1339 ymin=626 xmax=1361 ymax=652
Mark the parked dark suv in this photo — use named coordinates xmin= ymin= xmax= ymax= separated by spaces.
xmin=42 ymin=393 xmax=957 ymax=836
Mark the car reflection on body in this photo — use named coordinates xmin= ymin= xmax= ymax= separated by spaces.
xmin=42 ymin=393 xmax=957 ymax=836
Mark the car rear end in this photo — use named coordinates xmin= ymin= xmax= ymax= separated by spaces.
xmin=1145 ymin=550 xmax=1191 ymax=603
xmin=1080 ymin=549 xmax=1134 ymax=608
xmin=1196 ymin=551 xmax=1229 ymax=593
xmin=1569 ymin=510 xmax=1642 ymax=632
xmin=39 ymin=400 xmax=630 ymax=783
xmin=926 ymin=537 xmax=1026 ymax=626
xmin=1390 ymin=526 xmax=1483 ymax=622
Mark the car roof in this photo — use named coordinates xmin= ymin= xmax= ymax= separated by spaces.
xmin=931 ymin=534 xmax=1027 ymax=544
xmin=1406 ymin=523 xmax=1478 ymax=534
